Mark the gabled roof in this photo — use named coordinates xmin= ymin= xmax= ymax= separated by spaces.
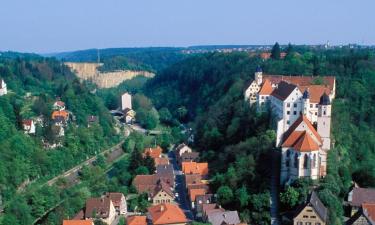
xmin=271 ymin=81 xmax=298 ymax=101
xmin=182 ymin=162 xmax=209 ymax=176
xmin=283 ymin=131 xmax=319 ymax=152
xmin=258 ymin=79 xmax=273 ymax=95
xmin=85 ymin=197 xmax=112 ymax=219
xmin=127 ymin=216 xmax=147 ymax=225
xmin=52 ymin=110 xmax=69 ymax=120
xmin=207 ymin=211 xmax=241 ymax=225
xmin=189 ymin=188 xmax=207 ymax=202
xmin=180 ymin=152 xmax=200 ymax=162
xmin=63 ymin=220 xmax=93 ymax=225
xmin=154 ymin=157 xmax=170 ymax=166
xmin=148 ymin=203 xmax=188 ymax=225
xmin=185 ymin=174 xmax=202 ymax=185
xmin=362 ymin=203 xmax=375 ymax=224
xmin=152 ymin=181 xmax=174 ymax=198
xmin=349 ymin=187 xmax=375 ymax=207
xmin=282 ymin=114 xmax=322 ymax=145
xmin=294 ymin=191 xmax=328 ymax=223
xmin=133 ymin=175 xmax=159 ymax=194
xmin=155 ymin=164 xmax=174 ymax=186
xmin=299 ymin=85 xmax=331 ymax=103
xmin=105 ymin=192 xmax=124 ymax=208
xmin=54 ymin=100 xmax=65 ymax=107
xmin=143 ymin=146 xmax=162 ymax=159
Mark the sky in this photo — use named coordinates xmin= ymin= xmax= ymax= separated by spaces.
xmin=0 ymin=0 xmax=374 ymax=53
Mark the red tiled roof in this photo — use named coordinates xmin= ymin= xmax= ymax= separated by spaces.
xmin=63 ymin=220 xmax=93 ymax=225
xmin=189 ymin=188 xmax=207 ymax=202
xmin=154 ymin=157 xmax=170 ymax=166
xmin=299 ymin=85 xmax=331 ymax=103
xmin=260 ymin=52 xmax=271 ymax=60
xmin=185 ymin=174 xmax=202 ymax=185
xmin=362 ymin=203 xmax=375 ymax=223
xmin=258 ymin=79 xmax=273 ymax=95
xmin=54 ymin=100 xmax=65 ymax=107
xmin=350 ymin=187 xmax=375 ymax=207
xmin=293 ymin=131 xmax=320 ymax=152
xmin=105 ymin=192 xmax=124 ymax=208
xmin=22 ymin=119 xmax=33 ymax=126
xmin=127 ymin=216 xmax=147 ymax=225
xmin=182 ymin=162 xmax=208 ymax=176
xmin=52 ymin=110 xmax=69 ymax=120
xmin=282 ymin=114 xmax=321 ymax=144
xmin=148 ymin=203 xmax=188 ymax=225
xmin=85 ymin=197 xmax=112 ymax=219
xmin=143 ymin=146 xmax=162 ymax=159
xmin=152 ymin=181 xmax=174 ymax=198
xmin=263 ymin=75 xmax=335 ymax=93
xmin=133 ymin=175 xmax=159 ymax=194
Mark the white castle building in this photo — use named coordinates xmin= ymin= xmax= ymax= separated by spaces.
xmin=121 ymin=92 xmax=132 ymax=111
xmin=0 ymin=79 xmax=7 ymax=96
xmin=245 ymin=67 xmax=335 ymax=185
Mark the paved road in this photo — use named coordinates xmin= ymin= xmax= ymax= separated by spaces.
xmin=270 ymin=150 xmax=281 ymax=225
xmin=168 ymin=151 xmax=194 ymax=220
xmin=46 ymin=140 xmax=125 ymax=187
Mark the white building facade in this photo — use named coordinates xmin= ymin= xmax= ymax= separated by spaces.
xmin=121 ymin=92 xmax=132 ymax=110
xmin=0 ymin=79 xmax=7 ymax=96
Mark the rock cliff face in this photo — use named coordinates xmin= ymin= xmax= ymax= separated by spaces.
xmin=65 ymin=62 xmax=154 ymax=88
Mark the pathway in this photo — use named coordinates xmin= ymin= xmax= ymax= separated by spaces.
xmin=270 ymin=150 xmax=281 ymax=225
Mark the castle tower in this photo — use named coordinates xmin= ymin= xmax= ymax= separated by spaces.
xmin=302 ymin=89 xmax=310 ymax=116
xmin=255 ymin=66 xmax=263 ymax=85
xmin=317 ymin=93 xmax=331 ymax=150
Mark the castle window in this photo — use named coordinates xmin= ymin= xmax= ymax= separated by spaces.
xmin=315 ymin=104 xmax=318 ymax=108
xmin=310 ymin=104 xmax=313 ymax=108
xmin=313 ymin=154 xmax=317 ymax=168
xmin=287 ymin=103 xmax=290 ymax=107
xmin=303 ymin=154 xmax=309 ymax=169
xmin=294 ymin=111 xmax=297 ymax=115
xmin=294 ymin=154 xmax=298 ymax=168
xmin=261 ymin=96 xmax=264 ymax=99
xmin=287 ymin=111 xmax=290 ymax=115
xmin=315 ymin=112 xmax=317 ymax=115
xmin=287 ymin=120 xmax=290 ymax=125
xmin=294 ymin=103 xmax=297 ymax=107
xmin=323 ymin=110 xmax=326 ymax=115
xmin=303 ymin=215 xmax=308 ymax=218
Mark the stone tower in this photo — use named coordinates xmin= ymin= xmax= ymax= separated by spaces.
xmin=317 ymin=93 xmax=331 ymax=150
xmin=255 ymin=66 xmax=263 ymax=85
xmin=302 ymin=89 xmax=310 ymax=116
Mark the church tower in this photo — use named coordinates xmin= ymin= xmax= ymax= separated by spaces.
xmin=317 ymin=93 xmax=331 ymax=150
xmin=255 ymin=66 xmax=263 ymax=85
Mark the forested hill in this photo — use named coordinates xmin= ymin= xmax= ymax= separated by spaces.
xmin=0 ymin=55 xmax=118 ymax=224
xmin=145 ymin=48 xmax=375 ymax=224
xmin=48 ymin=47 xmax=189 ymax=73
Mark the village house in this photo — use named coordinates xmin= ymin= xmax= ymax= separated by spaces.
xmin=84 ymin=196 xmax=116 ymax=225
xmin=207 ymin=211 xmax=241 ymax=225
xmin=124 ymin=107 xmax=136 ymax=124
xmin=188 ymin=188 xmax=207 ymax=209
xmin=0 ymin=79 xmax=7 ymax=96
xmin=202 ymin=204 xmax=225 ymax=222
xmin=144 ymin=146 xmax=163 ymax=159
xmin=127 ymin=216 xmax=147 ymax=225
xmin=22 ymin=119 xmax=36 ymax=134
xmin=53 ymin=100 xmax=66 ymax=111
xmin=154 ymin=157 xmax=170 ymax=166
xmin=147 ymin=203 xmax=188 ymax=225
xmin=151 ymin=181 xmax=175 ymax=205
xmin=182 ymin=162 xmax=209 ymax=177
xmin=179 ymin=152 xmax=200 ymax=166
xmin=195 ymin=194 xmax=214 ymax=219
xmin=62 ymin=220 xmax=94 ymax=225
xmin=121 ymin=92 xmax=132 ymax=111
xmin=293 ymin=191 xmax=328 ymax=225
xmin=155 ymin=164 xmax=175 ymax=187
xmin=133 ymin=175 xmax=161 ymax=194
xmin=174 ymin=143 xmax=192 ymax=165
xmin=346 ymin=203 xmax=375 ymax=225
xmin=52 ymin=110 xmax=69 ymax=126
xmin=348 ymin=187 xmax=375 ymax=216
xmin=105 ymin=192 xmax=127 ymax=215
xmin=87 ymin=115 xmax=98 ymax=128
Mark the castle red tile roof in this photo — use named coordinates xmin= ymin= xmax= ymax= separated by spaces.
xmin=293 ymin=131 xmax=320 ymax=152
xmin=148 ymin=203 xmax=188 ymax=225
xmin=189 ymin=188 xmax=207 ymax=202
xmin=127 ymin=216 xmax=147 ymax=225
xmin=282 ymin=114 xmax=321 ymax=145
xmin=299 ymin=85 xmax=331 ymax=103
xmin=258 ymin=79 xmax=273 ymax=95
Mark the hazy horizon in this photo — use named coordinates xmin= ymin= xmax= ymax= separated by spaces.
xmin=1 ymin=0 xmax=374 ymax=53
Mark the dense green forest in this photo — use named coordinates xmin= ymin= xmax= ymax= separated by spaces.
xmin=0 ymin=55 xmax=120 ymax=224
xmin=145 ymin=47 xmax=375 ymax=224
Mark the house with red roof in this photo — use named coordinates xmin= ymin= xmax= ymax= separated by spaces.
xmin=53 ymin=100 xmax=66 ymax=111
xmin=22 ymin=119 xmax=36 ymax=134
xmin=84 ymin=196 xmax=116 ymax=225
xmin=105 ymin=192 xmax=127 ymax=215
xmin=127 ymin=216 xmax=147 ymax=225
xmin=147 ymin=203 xmax=188 ymax=225
xmin=346 ymin=203 xmax=375 ymax=225
xmin=182 ymin=162 xmax=209 ymax=177
xmin=143 ymin=146 xmax=163 ymax=159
